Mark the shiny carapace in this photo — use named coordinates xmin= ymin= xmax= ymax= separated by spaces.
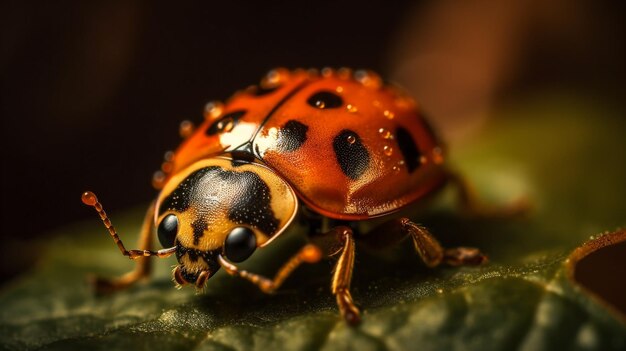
xmin=83 ymin=68 xmax=511 ymax=325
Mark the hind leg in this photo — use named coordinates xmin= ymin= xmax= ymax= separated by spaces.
xmin=362 ymin=218 xmax=487 ymax=267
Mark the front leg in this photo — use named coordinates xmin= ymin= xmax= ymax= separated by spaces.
xmin=217 ymin=244 xmax=323 ymax=293
xmin=218 ymin=226 xmax=362 ymax=325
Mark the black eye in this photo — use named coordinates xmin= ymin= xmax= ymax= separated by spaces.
xmin=224 ymin=227 xmax=257 ymax=262
xmin=206 ymin=110 xmax=246 ymax=136
xmin=307 ymin=91 xmax=343 ymax=109
xmin=157 ymin=214 xmax=179 ymax=247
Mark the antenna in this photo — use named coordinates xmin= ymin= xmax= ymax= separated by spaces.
xmin=81 ymin=191 xmax=175 ymax=259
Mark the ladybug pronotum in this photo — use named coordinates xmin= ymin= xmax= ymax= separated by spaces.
xmin=83 ymin=68 xmax=520 ymax=325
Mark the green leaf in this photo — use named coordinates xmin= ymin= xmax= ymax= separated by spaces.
xmin=1 ymin=93 xmax=625 ymax=350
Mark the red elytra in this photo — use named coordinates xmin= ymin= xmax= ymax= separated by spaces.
xmin=160 ymin=68 xmax=447 ymax=220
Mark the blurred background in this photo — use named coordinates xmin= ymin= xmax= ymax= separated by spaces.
xmin=1 ymin=0 xmax=624 ymax=283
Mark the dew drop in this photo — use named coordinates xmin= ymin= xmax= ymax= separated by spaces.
xmin=263 ymin=68 xmax=289 ymax=88
xmin=432 ymin=147 xmax=444 ymax=164
xmin=346 ymin=135 xmax=356 ymax=144
xmin=335 ymin=86 xmax=344 ymax=93
xmin=217 ymin=118 xmax=235 ymax=133
xmin=307 ymin=68 xmax=319 ymax=76
xmin=383 ymin=110 xmax=395 ymax=120
xmin=321 ymin=67 xmax=334 ymax=77
xmin=161 ymin=161 xmax=173 ymax=173
xmin=163 ymin=151 xmax=174 ymax=161
xmin=337 ymin=67 xmax=352 ymax=79
xmin=383 ymin=145 xmax=393 ymax=156
xmin=179 ymin=120 xmax=195 ymax=139
xmin=436 ymin=288 xmax=444 ymax=294
xmin=395 ymin=96 xmax=415 ymax=109
xmin=204 ymin=101 xmax=224 ymax=120
xmin=346 ymin=104 xmax=358 ymax=113
xmin=378 ymin=128 xmax=392 ymax=139
xmin=354 ymin=70 xmax=382 ymax=88
xmin=152 ymin=170 xmax=166 ymax=189
xmin=308 ymin=91 xmax=344 ymax=109
xmin=420 ymin=156 xmax=427 ymax=164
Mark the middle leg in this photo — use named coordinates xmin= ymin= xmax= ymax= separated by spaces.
xmin=310 ymin=226 xmax=360 ymax=325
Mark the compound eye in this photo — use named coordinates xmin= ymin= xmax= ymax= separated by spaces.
xmin=157 ymin=214 xmax=179 ymax=247
xmin=224 ymin=226 xmax=257 ymax=262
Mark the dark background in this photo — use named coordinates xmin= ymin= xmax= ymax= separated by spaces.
xmin=1 ymin=0 xmax=624 ymax=282
xmin=1 ymin=1 xmax=413 ymax=239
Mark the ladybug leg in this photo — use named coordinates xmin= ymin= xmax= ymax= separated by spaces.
xmin=363 ymin=218 xmax=487 ymax=267
xmin=310 ymin=226 xmax=361 ymax=325
xmin=89 ymin=202 xmax=157 ymax=294
xmin=446 ymin=170 xmax=530 ymax=218
xmin=399 ymin=219 xmax=488 ymax=266
xmin=217 ymin=244 xmax=323 ymax=293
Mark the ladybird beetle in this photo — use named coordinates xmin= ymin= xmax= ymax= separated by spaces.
xmin=82 ymin=68 xmax=521 ymax=325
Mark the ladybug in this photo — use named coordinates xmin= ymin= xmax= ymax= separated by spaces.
xmin=82 ymin=68 xmax=510 ymax=325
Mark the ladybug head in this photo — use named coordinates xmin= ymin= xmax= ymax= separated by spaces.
xmin=155 ymin=156 xmax=298 ymax=289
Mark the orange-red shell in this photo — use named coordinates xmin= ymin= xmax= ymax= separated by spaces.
xmin=166 ymin=68 xmax=447 ymax=220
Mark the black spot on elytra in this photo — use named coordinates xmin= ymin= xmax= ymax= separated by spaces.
xmin=333 ymin=130 xmax=370 ymax=179
xmin=191 ymin=218 xmax=208 ymax=245
xmin=206 ymin=110 xmax=246 ymax=136
xmin=252 ymin=85 xmax=279 ymax=96
xmin=307 ymin=91 xmax=343 ymax=109
xmin=277 ymin=120 xmax=309 ymax=152
xmin=396 ymin=127 xmax=422 ymax=173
